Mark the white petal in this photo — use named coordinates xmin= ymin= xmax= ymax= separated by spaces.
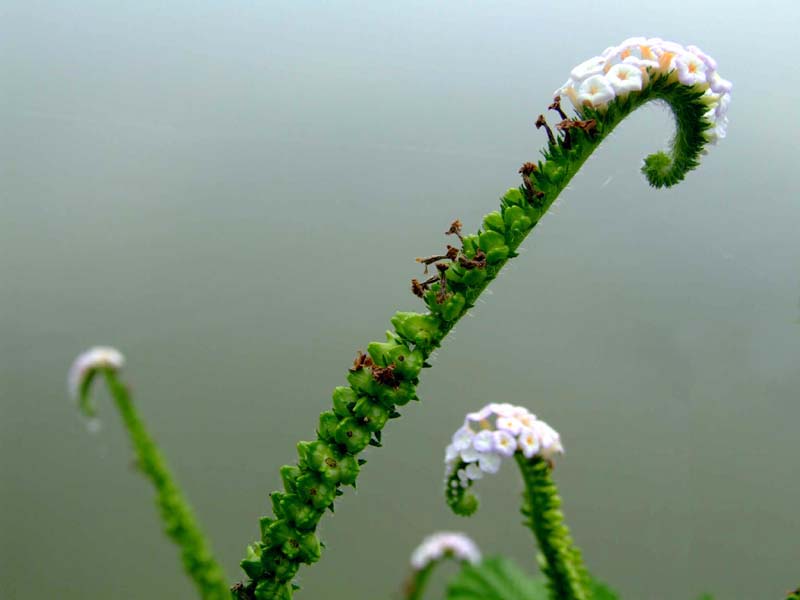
xmin=477 ymin=452 xmax=502 ymax=474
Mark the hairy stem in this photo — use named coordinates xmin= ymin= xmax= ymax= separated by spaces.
xmin=515 ymin=455 xmax=588 ymax=600
xmin=101 ymin=369 xmax=229 ymax=600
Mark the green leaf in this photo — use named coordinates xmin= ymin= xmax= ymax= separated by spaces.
xmin=444 ymin=556 xmax=621 ymax=600
xmin=445 ymin=557 xmax=548 ymax=600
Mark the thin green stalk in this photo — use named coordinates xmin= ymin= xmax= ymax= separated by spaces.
xmin=101 ymin=369 xmax=229 ymax=600
xmin=514 ymin=454 xmax=588 ymax=600
xmin=404 ymin=563 xmax=435 ymax=600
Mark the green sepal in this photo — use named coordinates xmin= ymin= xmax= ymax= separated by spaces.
xmin=482 ymin=211 xmax=505 ymax=233
xmin=461 ymin=268 xmax=486 ymax=287
xmin=391 ymin=311 xmax=442 ymax=351
xmin=461 ymin=234 xmax=480 ymax=257
xmin=295 ymin=473 xmax=336 ymax=510
xmin=388 ymin=346 xmax=424 ymax=380
xmin=261 ymin=548 xmax=299 ymax=582
xmin=346 ymin=368 xmax=379 ymax=397
xmin=353 ymin=397 xmax=390 ymax=432
xmin=440 ymin=292 xmax=466 ymax=322
xmin=296 ymin=531 xmax=322 ymax=564
xmin=317 ymin=411 xmax=339 ymax=442
xmin=332 ymin=386 xmax=357 ymax=417
xmin=334 ymin=417 xmax=371 ymax=454
xmin=240 ymin=543 xmax=265 ymax=579
xmin=258 ymin=516 xmax=274 ymax=541
xmin=478 ymin=230 xmax=509 ymax=264
xmin=280 ymin=465 xmax=301 ymax=494
xmin=377 ymin=379 xmax=416 ymax=407
xmin=501 ymin=187 xmax=525 ymax=209
xmin=279 ymin=493 xmax=321 ymax=530
xmin=254 ymin=580 xmax=293 ymax=600
xmin=265 ymin=519 xmax=294 ymax=547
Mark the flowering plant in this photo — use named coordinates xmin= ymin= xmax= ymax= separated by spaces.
xmin=67 ymin=38 xmax=791 ymax=600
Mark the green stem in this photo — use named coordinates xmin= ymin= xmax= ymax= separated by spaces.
xmin=405 ymin=563 xmax=435 ymax=600
xmin=102 ymin=369 xmax=229 ymax=600
xmin=514 ymin=455 xmax=588 ymax=600
xmin=235 ymin=74 xmax=716 ymax=598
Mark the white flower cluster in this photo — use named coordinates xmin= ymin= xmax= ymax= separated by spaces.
xmin=410 ymin=531 xmax=482 ymax=571
xmin=445 ymin=403 xmax=563 ymax=488
xmin=68 ymin=346 xmax=125 ymax=400
xmin=556 ymin=37 xmax=732 ymax=142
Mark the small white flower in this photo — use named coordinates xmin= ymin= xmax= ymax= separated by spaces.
xmin=451 ymin=425 xmax=475 ymax=451
xmin=517 ymin=412 xmax=537 ymax=429
xmin=464 ymin=462 xmax=484 ymax=480
xmin=672 ymin=52 xmax=707 ymax=86
xmin=570 ymin=55 xmax=607 ymax=82
xmin=517 ymin=428 xmax=541 ymax=459
xmin=445 ymin=443 xmax=459 ymax=463
xmin=472 ymin=430 xmax=495 ymax=453
xmin=710 ymin=72 xmax=733 ymax=94
xmin=460 ymin=445 xmax=480 ymax=463
xmin=576 ymin=74 xmax=616 ymax=108
xmin=496 ymin=416 xmax=522 ymax=435
xmin=477 ymin=452 xmax=502 ymax=474
xmin=465 ymin=405 xmax=493 ymax=424
xmin=410 ymin=532 xmax=482 ymax=571
xmin=493 ymin=430 xmax=517 ymax=457
xmin=488 ymin=402 xmax=518 ymax=417
xmin=686 ymin=44 xmax=717 ymax=72
xmin=534 ymin=421 xmax=565 ymax=459
xmin=606 ymin=63 xmax=644 ymax=95
xmin=68 ymin=346 xmax=125 ymax=400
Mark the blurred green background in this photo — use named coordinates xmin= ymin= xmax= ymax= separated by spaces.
xmin=2 ymin=1 xmax=798 ymax=598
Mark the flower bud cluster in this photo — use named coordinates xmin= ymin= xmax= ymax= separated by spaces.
xmin=444 ymin=403 xmax=563 ymax=516
xmin=409 ymin=531 xmax=481 ymax=571
xmin=556 ymin=37 xmax=731 ymax=143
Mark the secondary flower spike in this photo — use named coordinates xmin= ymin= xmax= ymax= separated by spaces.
xmin=555 ymin=37 xmax=731 ymax=144
xmin=409 ymin=531 xmax=482 ymax=571
xmin=68 ymin=346 xmax=125 ymax=403
xmin=445 ymin=403 xmax=563 ymax=516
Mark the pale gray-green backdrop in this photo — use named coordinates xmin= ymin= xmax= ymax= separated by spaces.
xmin=2 ymin=1 xmax=798 ymax=599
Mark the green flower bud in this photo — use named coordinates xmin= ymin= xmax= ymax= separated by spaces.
xmin=240 ymin=543 xmax=265 ymax=579
xmin=296 ymin=441 xmax=314 ymax=468
xmin=482 ymin=211 xmax=505 ymax=233
xmin=317 ymin=411 xmax=339 ymax=442
xmin=503 ymin=205 xmax=525 ymax=229
xmin=376 ymin=379 xmax=415 ymax=407
xmin=261 ymin=548 xmax=299 ymax=582
xmin=440 ymin=292 xmax=466 ymax=322
xmin=270 ymin=492 xmax=287 ymax=519
xmin=332 ymin=386 xmax=357 ymax=417
xmin=334 ymin=417 xmax=371 ymax=454
xmin=391 ymin=311 xmax=441 ymax=351
xmin=353 ymin=397 xmax=389 ymax=432
xmin=304 ymin=440 xmax=335 ymax=472
xmin=296 ymin=473 xmax=336 ymax=510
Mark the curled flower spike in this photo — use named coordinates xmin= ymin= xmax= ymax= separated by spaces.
xmin=556 ymin=36 xmax=731 ymax=128
xmin=445 ymin=403 xmax=563 ymax=516
xmin=410 ymin=531 xmax=482 ymax=571
xmin=68 ymin=346 xmax=125 ymax=421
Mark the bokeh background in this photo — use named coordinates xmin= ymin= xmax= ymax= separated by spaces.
xmin=2 ymin=1 xmax=799 ymax=598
